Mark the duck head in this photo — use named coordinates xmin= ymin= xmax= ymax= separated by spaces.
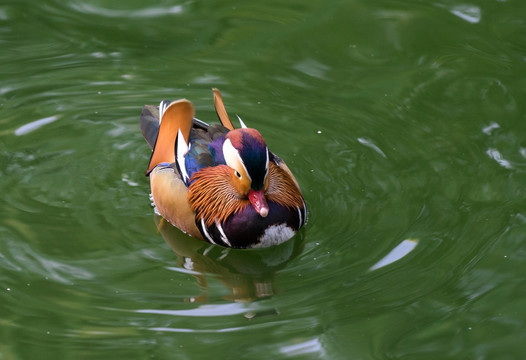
xmin=222 ymin=128 xmax=270 ymax=218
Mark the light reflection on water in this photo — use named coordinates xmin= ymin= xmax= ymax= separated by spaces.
xmin=369 ymin=238 xmax=419 ymax=271
xmin=137 ymin=303 xmax=254 ymax=317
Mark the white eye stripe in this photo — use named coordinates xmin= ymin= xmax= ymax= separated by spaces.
xmin=223 ymin=138 xmax=251 ymax=182
xmin=263 ymin=148 xmax=269 ymax=184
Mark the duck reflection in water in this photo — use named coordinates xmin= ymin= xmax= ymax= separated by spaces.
xmin=154 ymin=214 xmax=305 ymax=302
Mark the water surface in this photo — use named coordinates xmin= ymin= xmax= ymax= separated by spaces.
xmin=2 ymin=0 xmax=526 ymax=359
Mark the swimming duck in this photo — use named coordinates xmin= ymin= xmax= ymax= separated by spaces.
xmin=141 ymin=89 xmax=306 ymax=248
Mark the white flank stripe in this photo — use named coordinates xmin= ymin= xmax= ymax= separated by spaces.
xmin=215 ymin=221 xmax=232 ymax=247
xmin=200 ymin=219 xmax=216 ymax=245
xmin=297 ymin=206 xmax=302 ymax=228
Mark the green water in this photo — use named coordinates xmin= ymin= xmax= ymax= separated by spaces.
xmin=2 ymin=0 xmax=526 ymax=359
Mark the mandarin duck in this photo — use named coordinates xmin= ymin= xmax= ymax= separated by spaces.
xmin=140 ymin=89 xmax=306 ymax=249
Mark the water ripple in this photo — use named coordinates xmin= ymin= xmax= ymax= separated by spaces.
xmin=449 ymin=4 xmax=481 ymax=24
xmin=486 ymin=148 xmax=512 ymax=169
xmin=68 ymin=3 xmax=184 ymax=18
xmin=1 ymin=0 xmax=526 ymax=358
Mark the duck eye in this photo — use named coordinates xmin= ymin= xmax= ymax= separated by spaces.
xmin=235 ymin=170 xmax=242 ymax=179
